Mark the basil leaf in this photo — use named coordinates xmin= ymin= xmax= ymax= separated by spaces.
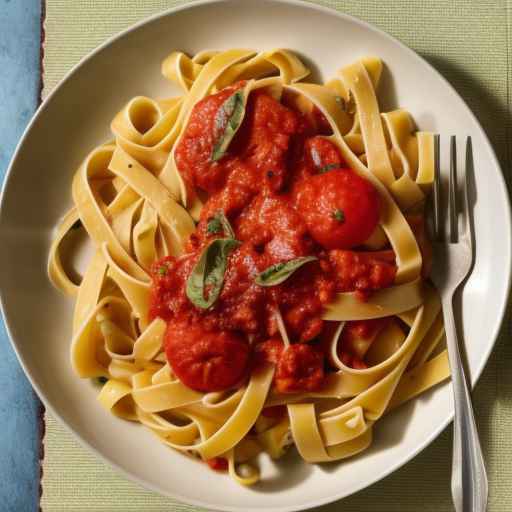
xmin=206 ymin=217 xmax=222 ymax=235
xmin=211 ymin=89 xmax=246 ymax=162
xmin=207 ymin=211 xmax=235 ymax=238
xmin=218 ymin=211 xmax=235 ymax=238
xmin=186 ymin=238 xmax=240 ymax=309
xmin=255 ymin=256 xmax=318 ymax=287
xmin=318 ymin=163 xmax=339 ymax=174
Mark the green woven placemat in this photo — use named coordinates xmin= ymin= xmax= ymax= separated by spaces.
xmin=41 ymin=1 xmax=512 ymax=510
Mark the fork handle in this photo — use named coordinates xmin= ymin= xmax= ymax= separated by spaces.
xmin=442 ymin=295 xmax=488 ymax=512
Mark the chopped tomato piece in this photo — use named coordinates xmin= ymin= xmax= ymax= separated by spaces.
xmin=206 ymin=457 xmax=229 ymax=471
xmin=305 ymin=136 xmax=345 ymax=172
xmin=209 ymin=243 xmax=267 ymax=335
xmin=164 ymin=319 xmax=249 ymax=392
xmin=236 ymin=194 xmax=312 ymax=261
xmin=269 ymin=260 xmax=335 ymax=342
xmin=275 ymin=343 xmax=324 ymax=393
xmin=294 ymin=169 xmax=380 ymax=250
xmin=238 ymin=91 xmax=301 ymax=193
xmin=148 ymin=255 xmax=194 ymax=321
xmin=329 ymin=250 xmax=397 ymax=295
xmin=175 ymin=82 xmax=245 ymax=193
xmin=254 ymin=338 xmax=284 ymax=366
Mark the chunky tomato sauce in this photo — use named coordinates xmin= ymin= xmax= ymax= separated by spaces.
xmin=206 ymin=457 xmax=229 ymax=471
xmin=338 ymin=318 xmax=391 ymax=369
xmin=150 ymin=84 xmax=399 ymax=393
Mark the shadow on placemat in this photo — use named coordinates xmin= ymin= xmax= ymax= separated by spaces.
xmin=424 ymin=54 xmax=510 ymax=173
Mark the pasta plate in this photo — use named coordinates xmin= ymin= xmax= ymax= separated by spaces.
xmin=0 ymin=1 xmax=510 ymax=510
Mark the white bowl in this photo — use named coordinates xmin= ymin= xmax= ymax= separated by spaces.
xmin=0 ymin=1 xmax=510 ymax=510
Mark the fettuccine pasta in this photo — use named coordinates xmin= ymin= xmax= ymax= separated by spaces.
xmin=48 ymin=49 xmax=449 ymax=485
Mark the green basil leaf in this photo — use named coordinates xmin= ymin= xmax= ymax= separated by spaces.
xmin=211 ymin=89 xmax=246 ymax=162
xmin=219 ymin=211 xmax=236 ymax=238
xmin=318 ymin=163 xmax=339 ymax=174
xmin=186 ymin=238 xmax=240 ymax=309
xmin=206 ymin=216 xmax=222 ymax=235
xmin=207 ymin=211 xmax=236 ymax=238
xmin=331 ymin=209 xmax=345 ymax=223
xmin=255 ymin=256 xmax=318 ymax=287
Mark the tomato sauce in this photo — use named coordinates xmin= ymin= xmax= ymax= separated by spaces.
xmin=275 ymin=343 xmax=325 ymax=393
xmin=174 ymin=82 xmax=245 ymax=194
xmin=338 ymin=318 xmax=391 ymax=369
xmin=206 ymin=457 xmax=229 ymax=471
xmin=328 ymin=250 xmax=396 ymax=297
xmin=150 ymin=84 xmax=397 ymax=392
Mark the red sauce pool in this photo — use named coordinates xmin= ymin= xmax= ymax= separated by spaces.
xmin=150 ymin=84 xmax=397 ymax=393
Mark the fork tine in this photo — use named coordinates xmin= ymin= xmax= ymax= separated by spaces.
xmin=461 ymin=136 xmax=474 ymax=249
xmin=433 ymin=134 xmax=441 ymax=241
xmin=449 ymin=136 xmax=458 ymax=243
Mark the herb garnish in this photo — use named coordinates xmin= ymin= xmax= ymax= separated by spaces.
xmin=206 ymin=211 xmax=235 ymax=238
xmin=318 ymin=163 xmax=339 ymax=174
xmin=186 ymin=238 xmax=240 ymax=309
xmin=332 ymin=209 xmax=345 ymax=223
xmin=207 ymin=216 xmax=222 ymax=235
xmin=211 ymin=89 xmax=246 ymax=162
xmin=255 ymin=256 xmax=318 ymax=287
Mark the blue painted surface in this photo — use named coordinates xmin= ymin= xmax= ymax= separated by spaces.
xmin=0 ymin=0 xmax=42 ymax=510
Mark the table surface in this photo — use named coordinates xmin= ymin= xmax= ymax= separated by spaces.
xmin=0 ymin=0 xmax=42 ymax=510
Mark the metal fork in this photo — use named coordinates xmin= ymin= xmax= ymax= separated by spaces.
xmin=430 ymin=135 xmax=488 ymax=512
